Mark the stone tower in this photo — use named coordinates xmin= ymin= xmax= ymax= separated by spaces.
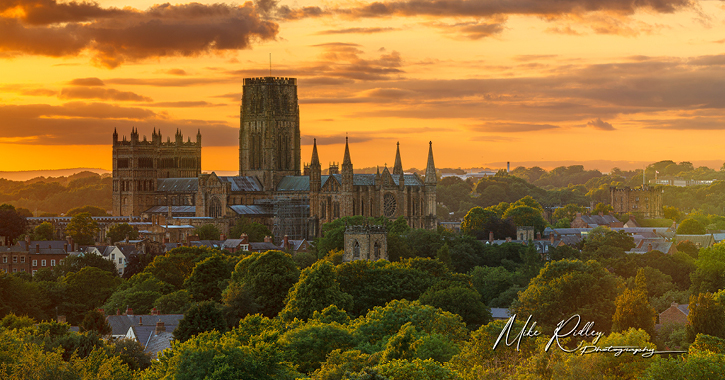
xmin=112 ymin=128 xmax=201 ymax=216
xmin=239 ymin=77 xmax=301 ymax=190
xmin=343 ymin=224 xmax=388 ymax=262
xmin=424 ymin=141 xmax=438 ymax=229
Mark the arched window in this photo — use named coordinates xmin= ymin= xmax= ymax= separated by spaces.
xmin=353 ymin=241 xmax=360 ymax=260
xmin=209 ymin=197 xmax=222 ymax=218
xmin=373 ymin=242 xmax=381 ymax=260
xmin=321 ymin=202 xmax=327 ymax=219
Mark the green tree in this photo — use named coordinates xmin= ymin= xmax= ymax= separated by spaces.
xmin=79 ymin=309 xmax=112 ymax=336
xmin=502 ymin=205 xmax=547 ymax=233
xmin=663 ymin=206 xmax=682 ymax=222
xmin=690 ymin=242 xmax=725 ymax=294
xmin=112 ymin=338 xmax=152 ymax=371
xmin=230 ymin=217 xmax=272 ymax=242
xmin=677 ymin=218 xmax=706 ymax=235
xmin=612 ymin=288 xmax=656 ymax=338
xmin=511 ymin=195 xmax=543 ymax=212
xmin=461 ymin=207 xmax=495 ymax=236
xmin=593 ymin=202 xmax=614 ymax=214
xmin=677 ymin=240 xmax=700 ymax=258
xmin=687 ymin=292 xmax=725 ymax=340
xmin=221 ymin=282 xmax=259 ymax=328
xmin=513 ymin=259 xmax=624 ymax=331
xmin=155 ymin=289 xmax=193 ymax=314
xmin=173 ymin=301 xmax=228 ymax=342
xmin=231 ymin=250 xmax=300 ymax=317
xmin=280 ymin=322 xmax=357 ymax=373
xmin=553 ymin=203 xmax=586 ymax=223
xmin=280 ymin=260 xmax=353 ymax=321
xmin=195 ymin=224 xmax=221 ymax=240
xmin=107 ymin=223 xmax=138 ymax=243
xmin=62 ymin=266 xmax=121 ymax=324
xmin=65 ymin=212 xmax=99 ymax=245
xmin=0 ymin=204 xmax=26 ymax=245
xmin=53 ymin=251 xmax=118 ymax=277
xmin=183 ymin=254 xmax=236 ymax=302
xmin=32 ymin=221 xmax=55 ymax=241
xmin=418 ymin=283 xmax=491 ymax=327
xmin=142 ymin=246 xmax=216 ymax=289
xmin=66 ymin=205 xmax=109 ymax=216
xmin=435 ymin=244 xmax=452 ymax=270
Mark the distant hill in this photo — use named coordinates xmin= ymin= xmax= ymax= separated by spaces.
xmin=0 ymin=168 xmax=111 ymax=181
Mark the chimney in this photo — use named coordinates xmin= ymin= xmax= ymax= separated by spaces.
xmin=537 ymin=232 xmax=542 ymax=240
xmin=240 ymin=234 xmax=249 ymax=244
xmin=73 ymin=243 xmax=78 ymax=252
xmin=116 ymin=308 xmax=121 ymax=316
xmin=64 ymin=244 xmax=68 ymax=253
xmin=264 ymin=236 xmax=272 ymax=243
xmin=576 ymin=212 xmax=582 ymax=218
xmin=151 ymin=307 xmax=159 ymax=316
xmin=220 ymin=234 xmax=226 ymax=241
xmin=25 ymin=235 xmax=30 ymax=244
xmin=505 ymin=237 xmax=512 ymax=242
xmin=671 ymin=302 xmax=678 ymax=308
xmin=550 ymin=234 xmax=555 ymax=244
xmin=164 ymin=237 xmax=169 ymax=243
xmin=139 ymin=316 xmax=143 ymax=326
xmin=284 ymin=235 xmax=289 ymax=250
xmin=647 ymin=243 xmax=653 ymax=252
xmin=155 ymin=321 xmax=166 ymax=334
xmin=36 ymin=244 xmax=39 ymax=254
xmin=126 ymin=307 xmax=133 ymax=316
xmin=629 ymin=215 xmax=636 ymax=222
xmin=598 ymin=211 xmax=603 ymax=217
xmin=489 ymin=231 xmax=494 ymax=243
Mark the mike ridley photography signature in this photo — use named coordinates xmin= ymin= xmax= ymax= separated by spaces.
xmin=492 ymin=314 xmax=687 ymax=358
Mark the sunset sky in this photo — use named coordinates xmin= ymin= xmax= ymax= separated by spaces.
xmin=2 ymin=0 xmax=725 ymax=173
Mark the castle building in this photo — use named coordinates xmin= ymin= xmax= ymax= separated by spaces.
xmin=610 ymin=185 xmax=663 ymax=219
xmin=343 ymin=224 xmax=388 ymax=262
xmin=112 ymin=77 xmax=437 ymax=241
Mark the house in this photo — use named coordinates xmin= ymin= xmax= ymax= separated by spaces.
xmin=659 ymin=302 xmax=689 ymax=325
xmin=280 ymin=235 xmax=310 ymax=253
xmin=248 ymin=236 xmax=283 ymax=252
xmin=673 ymin=234 xmax=715 ymax=250
xmin=106 ymin=307 xmax=184 ymax=340
xmin=2 ymin=238 xmax=72 ymax=275
xmin=490 ymin=308 xmax=511 ymax=321
xmin=82 ymin=245 xmax=129 ymax=276
xmin=223 ymin=236 xmax=250 ymax=253
xmin=570 ymin=212 xmax=623 ymax=228
xmin=626 ymin=239 xmax=675 ymax=255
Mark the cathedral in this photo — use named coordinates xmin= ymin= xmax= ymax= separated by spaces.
xmin=112 ymin=77 xmax=438 ymax=240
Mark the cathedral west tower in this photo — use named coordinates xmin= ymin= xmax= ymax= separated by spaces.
xmin=239 ymin=77 xmax=301 ymax=190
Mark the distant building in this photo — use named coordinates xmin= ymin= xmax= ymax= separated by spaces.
xmin=659 ymin=302 xmax=689 ymax=325
xmin=570 ymin=212 xmax=623 ymax=228
xmin=343 ymin=225 xmax=388 ymax=262
xmin=610 ymin=185 xmax=663 ymax=219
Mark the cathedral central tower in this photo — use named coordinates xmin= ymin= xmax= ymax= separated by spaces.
xmin=239 ymin=77 xmax=301 ymax=190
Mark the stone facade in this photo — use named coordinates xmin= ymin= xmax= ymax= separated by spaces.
xmin=239 ymin=77 xmax=301 ymax=190
xmin=113 ymin=128 xmax=201 ymax=216
xmin=343 ymin=225 xmax=388 ymax=262
xmin=610 ymin=185 xmax=663 ymax=219
xmin=111 ymin=76 xmax=438 ymax=242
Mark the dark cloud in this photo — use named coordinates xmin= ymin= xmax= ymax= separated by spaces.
xmin=148 ymin=101 xmax=223 ymax=108
xmin=105 ymin=77 xmax=228 ymax=87
xmin=59 ymin=87 xmax=153 ymax=102
xmin=0 ymin=1 xmax=279 ymax=68
xmin=20 ymin=88 xmax=57 ymax=96
xmin=0 ymin=101 xmax=236 ymax=145
xmin=641 ymin=117 xmax=725 ymax=130
xmin=428 ymin=20 xmax=506 ymax=40
xmin=166 ymin=69 xmax=188 ymax=76
xmin=587 ymin=118 xmax=615 ymax=130
xmin=276 ymin=5 xmax=328 ymax=20
xmin=69 ymin=77 xmax=105 ymax=86
xmin=325 ymin=0 xmax=693 ymax=19
xmin=315 ymin=27 xmax=399 ymax=35
xmin=301 ymin=134 xmax=375 ymax=146
xmin=468 ymin=122 xmax=560 ymax=133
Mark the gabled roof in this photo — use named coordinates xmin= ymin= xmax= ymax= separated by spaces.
xmin=106 ymin=314 xmax=184 ymax=336
xmin=580 ymin=214 xmax=620 ymax=226
xmin=249 ymin=242 xmax=281 ymax=252
xmin=673 ymin=234 xmax=715 ymax=248
xmin=223 ymin=239 xmax=248 ymax=249
xmin=144 ymin=205 xmax=196 ymax=214
xmin=144 ymin=331 xmax=174 ymax=359
xmin=218 ymin=176 xmax=264 ymax=192
xmin=228 ymin=204 xmax=273 ymax=216
xmin=157 ymin=178 xmax=198 ymax=192
xmin=627 ymin=241 xmax=673 ymax=254
xmin=190 ymin=240 xmax=224 ymax=249
xmin=277 ymin=176 xmax=310 ymax=191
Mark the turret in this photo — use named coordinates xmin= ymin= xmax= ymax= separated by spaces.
xmin=196 ymin=129 xmax=202 ymax=145
xmin=130 ymin=127 xmax=139 ymax=144
xmin=393 ymin=142 xmax=403 ymax=175
xmin=175 ymin=129 xmax=183 ymax=144
xmin=310 ymin=139 xmax=321 ymax=192
xmin=113 ymin=128 xmax=118 ymax=144
xmin=341 ymin=136 xmax=353 ymax=190
xmin=425 ymin=141 xmax=437 ymax=185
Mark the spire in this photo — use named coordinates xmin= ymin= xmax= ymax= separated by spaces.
xmin=393 ymin=141 xmax=403 ymax=175
xmin=425 ymin=141 xmax=437 ymax=184
xmin=311 ymin=138 xmax=320 ymax=165
xmin=342 ymin=136 xmax=352 ymax=166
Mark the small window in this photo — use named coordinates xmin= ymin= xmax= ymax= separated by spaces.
xmin=20 ymin=268 xmax=25 ymax=272
xmin=12 ymin=256 xmax=17 ymax=263
xmin=20 ymin=257 xmax=25 ymax=263
xmin=32 ymin=270 xmax=37 ymax=275
xmin=2 ymin=256 xmax=6 ymax=264
xmin=51 ymin=259 xmax=56 ymax=266
xmin=12 ymin=268 xmax=17 ymax=273
xmin=41 ymin=259 xmax=46 ymax=266
xmin=111 ymin=254 xmax=115 ymax=260
xmin=32 ymin=260 xmax=37 ymax=267
xmin=118 ymin=258 xmax=123 ymax=264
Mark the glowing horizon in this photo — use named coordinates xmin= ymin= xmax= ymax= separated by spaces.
xmin=2 ymin=0 xmax=725 ymax=174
